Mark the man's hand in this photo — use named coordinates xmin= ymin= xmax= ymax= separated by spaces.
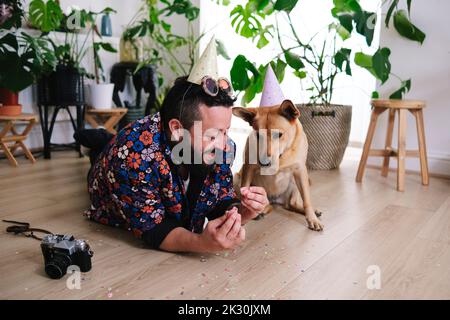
xmin=239 ymin=186 xmax=269 ymax=225
xmin=199 ymin=207 xmax=245 ymax=252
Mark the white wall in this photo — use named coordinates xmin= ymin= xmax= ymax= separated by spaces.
xmin=367 ymin=0 xmax=450 ymax=176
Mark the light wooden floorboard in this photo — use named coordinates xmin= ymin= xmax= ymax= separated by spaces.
xmin=0 ymin=151 xmax=449 ymax=299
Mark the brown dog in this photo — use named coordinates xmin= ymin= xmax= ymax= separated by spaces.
xmin=232 ymin=100 xmax=323 ymax=231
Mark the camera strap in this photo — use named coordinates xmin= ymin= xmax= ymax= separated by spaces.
xmin=2 ymin=220 xmax=53 ymax=241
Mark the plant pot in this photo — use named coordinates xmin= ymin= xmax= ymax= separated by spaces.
xmin=37 ymin=65 xmax=85 ymax=106
xmin=88 ymin=83 xmax=115 ymax=109
xmin=0 ymin=88 xmax=19 ymax=105
xmin=0 ymin=105 xmax=22 ymax=116
xmin=297 ymin=104 xmax=352 ymax=170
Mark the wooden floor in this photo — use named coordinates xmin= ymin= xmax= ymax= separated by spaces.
xmin=0 ymin=150 xmax=449 ymax=300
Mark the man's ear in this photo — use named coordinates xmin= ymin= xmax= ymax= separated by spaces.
xmin=232 ymin=107 xmax=257 ymax=124
xmin=168 ymin=118 xmax=184 ymax=141
xmin=279 ymin=100 xmax=300 ymax=121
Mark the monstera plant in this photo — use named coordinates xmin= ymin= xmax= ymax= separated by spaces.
xmin=0 ymin=0 xmax=57 ymax=114
xmin=226 ymin=0 xmax=426 ymax=170
xmin=228 ymin=0 xmax=425 ymax=105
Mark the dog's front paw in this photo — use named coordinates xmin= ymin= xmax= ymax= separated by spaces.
xmin=305 ymin=207 xmax=323 ymax=231
xmin=307 ymin=217 xmax=324 ymax=231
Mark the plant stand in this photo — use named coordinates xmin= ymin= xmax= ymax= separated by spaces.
xmin=37 ymin=105 xmax=85 ymax=159
xmin=85 ymin=108 xmax=127 ymax=134
xmin=0 ymin=113 xmax=37 ymax=166
xmin=356 ymin=99 xmax=429 ymax=192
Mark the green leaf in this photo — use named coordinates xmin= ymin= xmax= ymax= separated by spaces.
xmin=389 ymin=79 xmax=411 ymax=99
xmin=98 ymin=42 xmax=117 ymax=53
xmin=371 ymin=91 xmax=379 ymax=99
xmin=355 ymin=48 xmax=391 ymax=83
xmin=284 ymin=51 xmax=304 ymax=70
xmin=255 ymin=25 xmax=273 ymax=49
xmin=331 ymin=0 xmax=362 ymax=17
xmin=216 ymin=39 xmax=230 ymax=60
xmin=393 ymin=9 xmax=425 ymax=44
xmin=385 ymin=0 xmax=399 ymax=27
xmin=354 ymin=52 xmax=377 ymax=78
xmin=230 ymin=55 xmax=259 ymax=91
xmin=161 ymin=21 xmax=171 ymax=33
xmin=334 ymin=48 xmax=352 ymax=76
xmin=273 ymin=0 xmax=298 ymax=13
xmin=293 ymin=70 xmax=307 ymax=79
xmin=354 ymin=10 xmax=377 ymax=46
xmin=330 ymin=22 xmax=351 ymax=41
xmin=29 ymin=0 xmax=63 ymax=33
xmin=270 ymin=59 xmax=287 ymax=82
xmin=337 ymin=13 xmax=353 ymax=34
xmin=0 ymin=51 xmax=35 ymax=92
xmin=372 ymin=47 xmax=391 ymax=83
xmin=230 ymin=4 xmax=263 ymax=38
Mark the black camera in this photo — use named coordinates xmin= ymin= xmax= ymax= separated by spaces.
xmin=41 ymin=234 xmax=93 ymax=279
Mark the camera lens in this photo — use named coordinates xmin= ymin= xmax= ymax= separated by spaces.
xmin=45 ymin=254 xmax=71 ymax=279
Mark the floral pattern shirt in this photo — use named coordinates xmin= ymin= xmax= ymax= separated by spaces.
xmin=86 ymin=112 xmax=237 ymax=244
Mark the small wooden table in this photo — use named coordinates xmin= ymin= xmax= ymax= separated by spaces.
xmin=85 ymin=108 xmax=127 ymax=134
xmin=0 ymin=113 xmax=38 ymax=166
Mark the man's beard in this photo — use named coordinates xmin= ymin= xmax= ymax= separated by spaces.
xmin=189 ymin=145 xmax=218 ymax=170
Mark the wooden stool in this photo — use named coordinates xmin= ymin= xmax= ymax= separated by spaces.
xmin=356 ymin=99 xmax=429 ymax=192
xmin=0 ymin=113 xmax=38 ymax=166
xmin=85 ymin=108 xmax=127 ymax=134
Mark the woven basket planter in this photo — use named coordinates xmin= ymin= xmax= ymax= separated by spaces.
xmin=297 ymin=104 xmax=352 ymax=170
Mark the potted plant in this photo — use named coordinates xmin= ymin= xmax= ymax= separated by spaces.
xmin=0 ymin=0 xmax=57 ymax=115
xmin=86 ymin=8 xmax=118 ymax=109
xmin=228 ymin=0 xmax=426 ymax=170
xmin=30 ymin=2 xmax=117 ymax=108
xmin=121 ymin=0 xmax=230 ymax=113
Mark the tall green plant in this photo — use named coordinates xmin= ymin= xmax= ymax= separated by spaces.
xmin=0 ymin=0 xmax=57 ymax=92
xmin=123 ymin=0 xmax=230 ymax=107
xmin=227 ymin=0 xmax=426 ymax=105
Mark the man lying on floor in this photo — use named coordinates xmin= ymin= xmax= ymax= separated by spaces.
xmin=75 ymin=40 xmax=268 ymax=253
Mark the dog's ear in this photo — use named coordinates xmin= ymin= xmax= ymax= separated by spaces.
xmin=232 ymin=107 xmax=257 ymax=124
xmin=279 ymin=100 xmax=300 ymax=121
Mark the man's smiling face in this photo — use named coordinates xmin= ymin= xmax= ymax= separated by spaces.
xmin=189 ymin=104 xmax=232 ymax=165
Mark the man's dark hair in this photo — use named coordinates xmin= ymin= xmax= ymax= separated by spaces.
xmin=160 ymin=76 xmax=236 ymax=131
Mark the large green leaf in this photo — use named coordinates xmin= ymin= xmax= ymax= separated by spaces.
xmin=389 ymin=79 xmax=411 ymax=99
xmin=355 ymin=47 xmax=391 ymax=83
xmin=270 ymin=58 xmax=287 ymax=82
xmin=354 ymin=10 xmax=377 ymax=46
xmin=29 ymin=0 xmax=63 ymax=33
xmin=273 ymin=0 xmax=298 ymax=13
xmin=0 ymin=51 xmax=35 ymax=92
xmin=284 ymin=50 xmax=304 ymax=70
xmin=372 ymin=47 xmax=391 ymax=83
xmin=230 ymin=3 xmax=263 ymax=38
xmin=230 ymin=55 xmax=259 ymax=91
xmin=393 ymin=9 xmax=425 ymax=44
xmin=331 ymin=0 xmax=362 ymax=17
xmin=334 ymin=48 xmax=352 ymax=75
